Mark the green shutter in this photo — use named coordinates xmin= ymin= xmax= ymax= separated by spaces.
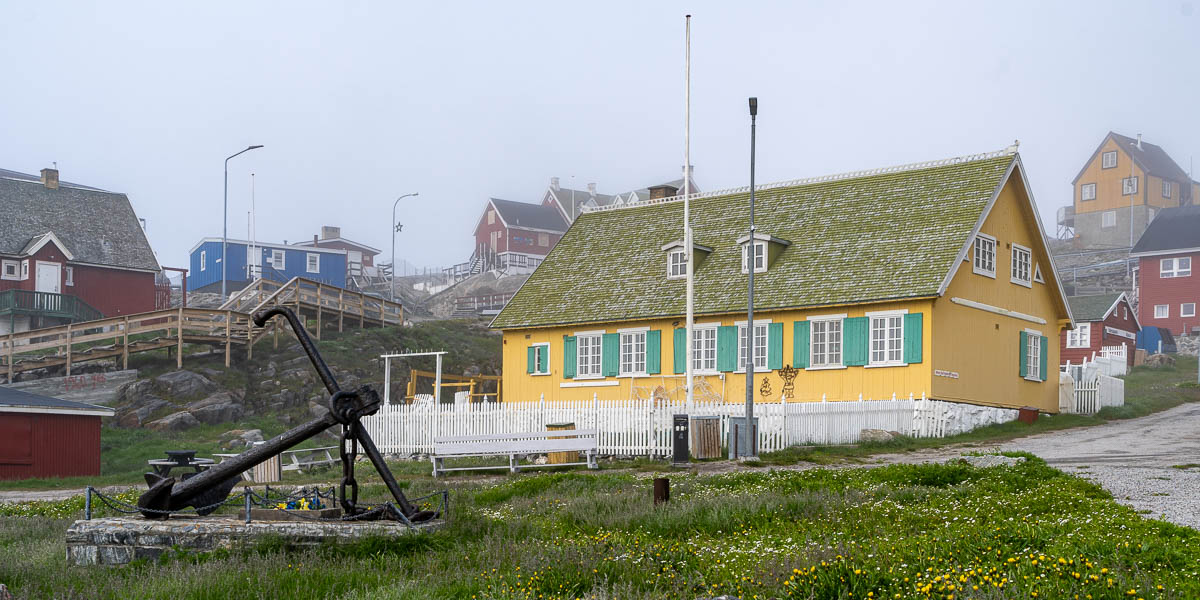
xmin=1039 ymin=335 xmax=1048 ymax=382
xmin=717 ymin=325 xmax=738 ymax=372
xmin=903 ymin=313 xmax=923 ymax=364
xmin=843 ymin=317 xmax=868 ymax=367
xmin=673 ymin=328 xmax=686 ymax=374
xmin=537 ymin=345 xmax=548 ymax=373
xmin=1018 ymin=331 xmax=1029 ymax=378
xmin=646 ymin=330 xmax=661 ymax=375
xmin=793 ymin=321 xmax=810 ymax=368
xmin=767 ymin=322 xmax=783 ymax=370
xmin=526 ymin=346 xmax=535 ymax=374
xmin=563 ymin=336 xmax=577 ymax=379
xmin=602 ymin=333 xmax=619 ymax=377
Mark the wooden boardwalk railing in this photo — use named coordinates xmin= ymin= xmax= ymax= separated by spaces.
xmin=1 ymin=277 xmax=402 ymax=382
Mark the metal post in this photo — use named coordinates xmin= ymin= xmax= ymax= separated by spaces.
xmin=434 ymin=353 xmax=442 ymax=404
xmin=222 ymin=145 xmax=263 ymax=300
xmin=85 ymin=486 xmax=92 ymax=520
xmin=744 ymin=97 xmax=758 ymax=458
xmin=391 ymin=193 xmax=418 ymax=303
xmin=683 ymin=14 xmax=695 ymax=410
xmin=244 ymin=487 xmax=252 ymax=524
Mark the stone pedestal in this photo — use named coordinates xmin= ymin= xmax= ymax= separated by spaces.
xmin=66 ymin=516 xmax=444 ymax=566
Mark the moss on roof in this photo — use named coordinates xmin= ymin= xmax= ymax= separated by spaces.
xmin=493 ymin=153 xmax=1016 ymax=329
xmin=1066 ymin=293 xmax=1122 ymax=322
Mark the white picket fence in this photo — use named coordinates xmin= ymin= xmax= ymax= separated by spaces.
xmin=1064 ymin=350 xmax=1127 ymax=380
xmin=363 ymin=393 xmax=1018 ymax=457
xmin=1068 ymin=374 xmax=1125 ymax=415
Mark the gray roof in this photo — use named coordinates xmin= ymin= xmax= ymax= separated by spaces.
xmin=490 ymin=198 xmax=569 ymax=232
xmin=549 ymin=187 xmax=616 ymax=221
xmin=0 ymin=385 xmax=115 ymax=414
xmin=1066 ymin=293 xmax=1123 ymax=322
xmin=1131 ymin=205 xmax=1200 ymax=255
xmin=1074 ymin=132 xmax=1192 ymax=186
xmin=0 ymin=171 xmax=160 ymax=271
xmin=617 ymin=176 xmax=703 ymax=203
xmin=0 ymin=167 xmax=109 ymax=192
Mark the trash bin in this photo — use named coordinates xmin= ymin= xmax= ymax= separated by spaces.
xmin=727 ymin=416 xmax=759 ymax=459
xmin=1017 ymin=406 xmax=1038 ymax=425
xmin=251 ymin=441 xmax=282 ymax=483
xmin=546 ymin=422 xmax=577 ymax=464
xmin=689 ymin=416 xmax=721 ymax=459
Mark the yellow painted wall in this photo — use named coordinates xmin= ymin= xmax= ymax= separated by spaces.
xmin=1074 ymin=137 xmax=1145 ymax=214
xmin=500 ymin=299 xmax=934 ymax=404
xmin=933 ymin=172 xmax=1067 ymax=412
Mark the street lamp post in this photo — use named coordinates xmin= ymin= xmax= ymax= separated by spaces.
xmin=744 ymin=97 xmax=758 ymax=458
xmin=391 ymin=193 xmax=419 ymax=302
xmin=222 ymin=145 xmax=263 ymax=299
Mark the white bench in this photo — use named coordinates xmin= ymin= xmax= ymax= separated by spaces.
xmin=281 ymin=446 xmax=339 ymax=472
xmin=431 ymin=430 xmax=599 ymax=477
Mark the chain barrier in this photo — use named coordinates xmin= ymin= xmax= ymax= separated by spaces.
xmin=85 ymin=485 xmax=245 ymax=519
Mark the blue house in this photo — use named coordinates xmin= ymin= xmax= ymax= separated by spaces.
xmin=187 ymin=238 xmax=347 ymax=293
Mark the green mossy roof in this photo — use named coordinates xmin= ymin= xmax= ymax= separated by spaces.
xmin=493 ymin=153 xmax=1017 ymax=329
xmin=1066 ymin=293 xmax=1122 ymax=322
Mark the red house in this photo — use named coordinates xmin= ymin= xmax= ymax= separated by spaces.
xmin=472 ymin=198 xmax=568 ymax=274
xmin=0 ymin=167 xmax=161 ymax=333
xmin=1061 ymin=293 xmax=1139 ymax=367
xmin=0 ymin=385 xmax=114 ymax=480
xmin=1131 ymin=205 xmax=1200 ymax=336
xmin=293 ymin=225 xmax=381 ymax=280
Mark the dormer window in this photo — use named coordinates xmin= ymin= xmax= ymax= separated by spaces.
xmin=741 ymin=241 xmax=766 ymax=274
xmin=736 ymin=232 xmax=791 ymax=274
xmin=667 ymin=249 xmax=687 ymax=279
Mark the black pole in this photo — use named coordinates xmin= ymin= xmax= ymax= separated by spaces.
xmin=745 ymin=97 xmax=757 ymax=457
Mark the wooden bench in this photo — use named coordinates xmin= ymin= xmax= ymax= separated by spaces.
xmin=280 ymin=446 xmax=339 ymax=472
xmin=431 ymin=430 xmax=599 ymax=477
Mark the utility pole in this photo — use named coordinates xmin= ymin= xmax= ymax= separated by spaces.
xmin=744 ymin=96 xmax=758 ymax=458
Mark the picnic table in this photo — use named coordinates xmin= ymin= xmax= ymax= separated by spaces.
xmin=147 ymin=450 xmax=215 ymax=477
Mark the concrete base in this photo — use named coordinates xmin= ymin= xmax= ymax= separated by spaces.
xmin=65 ymin=515 xmax=444 ymax=566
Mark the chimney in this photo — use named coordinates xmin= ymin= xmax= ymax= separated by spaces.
xmin=313 ymin=234 xmax=319 ymax=245
xmin=321 ymin=225 xmax=340 ymax=240
xmin=587 ymin=182 xmax=597 ymax=197
xmin=648 ymin=184 xmax=679 ymax=200
xmin=40 ymin=168 xmax=59 ymax=190
xmin=550 ymin=177 xmax=560 ymax=191
xmin=1136 ymin=133 xmax=1142 ymax=150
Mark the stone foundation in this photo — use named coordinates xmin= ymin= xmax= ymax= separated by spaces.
xmin=66 ymin=515 xmax=444 ymax=566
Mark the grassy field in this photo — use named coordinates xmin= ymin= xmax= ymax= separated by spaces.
xmin=2 ymin=455 xmax=1199 ymax=599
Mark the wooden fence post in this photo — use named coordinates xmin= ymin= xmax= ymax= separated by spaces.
xmin=338 ymin=289 xmax=344 ymax=332
xmin=225 ymin=310 xmax=232 ymax=367
xmin=6 ymin=333 xmax=13 ymax=383
xmin=122 ymin=316 xmax=129 ymax=370
xmin=65 ymin=323 xmax=73 ymax=377
xmin=176 ymin=307 xmax=184 ymax=369
xmin=315 ymin=284 xmax=322 ymax=340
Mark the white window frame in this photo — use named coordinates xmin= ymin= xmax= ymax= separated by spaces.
xmin=200 ymin=251 xmax=206 ymax=272
xmin=1182 ymin=303 xmax=1197 ymax=318
xmin=1033 ymin=264 xmax=1044 ymax=284
xmin=1010 ymin=243 xmax=1032 ymax=288
xmin=538 ymin=233 xmax=549 ymax=247
xmin=1102 ymin=151 xmax=1117 ymax=169
xmin=866 ymin=309 xmax=906 ymax=367
xmin=1024 ymin=328 xmax=1042 ymax=382
xmin=1154 ymin=304 xmax=1169 ymax=319
xmin=573 ymin=331 xmax=603 ymax=379
xmin=20 ymin=260 xmax=29 ymax=280
xmin=1080 ymin=183 xmax=1096 ymax=201
xmin=306 ymin=253 xmax=320 ymax=274
xmin=530 ymin=342 xmax=550 ymax=376
xmin=972 ymin=233 xmax=996 ymax=278
xmin=691 ymin=324 xmax=718 ymax=374
xmin=1066 ymin=323 xmax=1091 ymax=349
xmin=617 ymin=326 xmax=648 ymax=377
xmin=1101 ymin=211 xmax=1116 ymax=228
xmin=271 ymin=249 xmax=286 ymax=270
xmin=1 ymin=259 xmax=19 ymax=281
xmin=667 ymin=249 xmax=686 ymax=279
xmin=1160 ymin=257 xmax=1191 ymax=278
xmin=487 ymin=210 xmax=495 ymax=225
xmin=740 ymin=241 xmax=767 ymax=274
xmin=808 ymin=315 xmax=846 ymax=370
xmin=734 ymin=319 xmax=770 ymax=373
xmin=1162 ymin=180 xmax=1172 ymax=199
xmin=65 ymin=266 xmax=74 ymax=287
xmin=1122 ymin=176 xmax=1139 ymax=195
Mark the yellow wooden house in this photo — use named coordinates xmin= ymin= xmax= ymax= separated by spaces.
xmin=491 ymin=146 xmax=1075 ymax=413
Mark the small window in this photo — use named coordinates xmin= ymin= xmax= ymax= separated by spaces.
xmin=1033 ymin=264 xmax=1044 ymax=284
xmin=1 ymin=260 xmax=19 ymax=281
xmin=737 ymin=321 xmax=769 ymax=372
xmin=576 ymin=334 xmax=602 ymax=378
xmin=529 ymin=343 xmax=550 ymax=376
xmin=1161 ymin=257 xmax=1192 ymax=278
xmin=619 ymin=330 xmax=647 ymax=376
xmin=667 ymin=249 xmax=687 ymax=279
xmin=973 ymin=233 xmax=996 ymax=277
xmin=271 ymin=249 xmax=286 ymax=270
xmin=1162 ymin=180 xmax=1172 ymax=199
xmin=810 ymin=318 xmax=842 ymax=368
xmin=306 ymin=253 xmax=320 ymax=274
xmin=538 ymin=233 xmax=549 ymax=247
xmin=1026 ymin=332 xmax=1042 ymax=381
xmin=1122 ymin=306 xmax=1128 ymax=319
xmin=1122 ymin=176 xmax=1139 ymax=195
xmin=1101 ymin=211 xmax=1116 ymax=228
xmin=65 ymin=266 xmax=74 ymax=286
xmin=869 ymin=313 xmax=904 ymax=366
xmin=1070 ymin=324 xmax=1093 ymax=347
xmin=1154 ymin=304 xmax=1169 ymax=319
xmin=1011 ymin=244 xmax=1032 ymax=287
xmin=200 ymin=251 xmax=206 ymax=272
xmin=740 ymin=241 xmax=766 ymax=274
xmin=1102 ymin=151 xmax=1117 ymax=169
xmin=1183 ymin=303 xmax=1197 ymax=318
xmin=487 ymin=210 xmax=495 ymax=225
xmin=1081 ymin=183 xmax=1096 ymax=201
xmin=691 ymin=325 xmax=718 ymax=373
xmin=21 ymin=260 xmax=29 ymax=280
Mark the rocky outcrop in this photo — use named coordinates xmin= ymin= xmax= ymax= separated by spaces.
xmin=146 ymin=411 xmax=200 ymax=432
xmin=116 ymin=398 xmax=171 ymax=428
xmin=219 ymin=428 xmax=264 ymax=450
xmin=186 ymin=392 xmax=244 ymax=425
xmin=1145 ymin=353 xmax=1176 ymax=368
xmin=154 ymin=370 xmax=217 ymax=399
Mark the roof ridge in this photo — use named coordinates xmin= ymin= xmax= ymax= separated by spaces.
xmin=580 ymin=144 xmax=1019 ymax=215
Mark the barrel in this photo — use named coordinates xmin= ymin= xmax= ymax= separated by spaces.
xmin=546 ymin=422 xmax=577 ymax=465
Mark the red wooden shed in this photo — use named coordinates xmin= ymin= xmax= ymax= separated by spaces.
xmin=0 ymin=385 xmax=114 ymax=480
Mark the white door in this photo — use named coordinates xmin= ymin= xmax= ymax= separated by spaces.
xmin=348 ymin=250 xmax=363 ymax=276
xmin=246 ymin=245 xmax=261 ymax=279
xmin=35 ymin=262 xmax=61 ymax=294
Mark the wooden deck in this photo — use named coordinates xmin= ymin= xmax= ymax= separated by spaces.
xmin=1 ymin=277 xmax=402 ymax=381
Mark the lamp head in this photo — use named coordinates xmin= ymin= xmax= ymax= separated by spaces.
xmin=748 ymin=97 xmax=758 ymax=117
xmin=248 ymin=145 xmax=264 ymax=150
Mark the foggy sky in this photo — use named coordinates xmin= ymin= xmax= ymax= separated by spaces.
xmin=2 ymin=2 xmax=1198 ymax=275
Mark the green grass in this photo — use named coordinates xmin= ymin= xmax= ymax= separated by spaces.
xmin=3 ymin=457 xmax=1199 ymax=599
